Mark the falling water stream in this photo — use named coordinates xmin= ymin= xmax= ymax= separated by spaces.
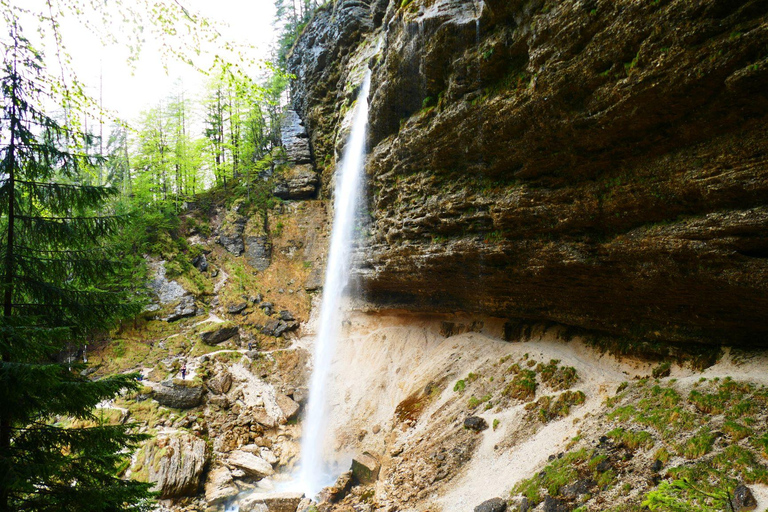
xmin=298 ymin=70 xmax=372 ymax=498
xmin=224 ymin=71 xmax=371 ymax=512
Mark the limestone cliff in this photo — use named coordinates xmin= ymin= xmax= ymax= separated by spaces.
xmin=289 ymin=0 xmax=768 ymax=346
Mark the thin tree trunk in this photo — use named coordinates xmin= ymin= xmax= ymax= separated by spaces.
xmin=1 ymin=31 xmax=20 ymax=512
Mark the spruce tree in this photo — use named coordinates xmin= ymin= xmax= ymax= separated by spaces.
xmin=0 ymin=16 xmax=153 ymax=512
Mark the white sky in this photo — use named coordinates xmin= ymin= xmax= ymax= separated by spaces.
xmin=53 ymin=0 xmax=278 ymax=122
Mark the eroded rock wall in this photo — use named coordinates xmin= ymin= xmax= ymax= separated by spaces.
xmin=289 ymin=0 xmax=768 ymax=345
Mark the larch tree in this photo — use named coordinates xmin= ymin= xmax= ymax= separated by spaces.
xmin=0 ymin=16 xmax=153 ymax=512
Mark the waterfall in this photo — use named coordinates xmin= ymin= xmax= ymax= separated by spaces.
xmin=298 ymin=70 xmax=372 ymax=498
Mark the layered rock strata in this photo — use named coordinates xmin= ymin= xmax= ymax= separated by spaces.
xmin=289 ymin=0 xmax=768 ymax=345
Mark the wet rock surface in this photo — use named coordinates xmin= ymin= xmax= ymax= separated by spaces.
xmin=290 ymin=0 xmax=768 ymax=346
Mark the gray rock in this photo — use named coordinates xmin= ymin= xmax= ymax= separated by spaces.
xmin=227 ymin=302 xmax=248 ymax=314
xmin=259 ymin=302 xmax=274 ymax=310
xmin=165 ymin=295 xmax=197 ymax=322
xmin=144 ymin=434 xmax=208 ymax=498
xmin=474 ymin=497 xmax=507 ymax=512
xmin=278 ymin=310 xmax=295 ymax=321
xmin=273 ymin=164 xmax=319 ymax=200
xmin=228 ymin=450 xmax=274 ymax=479
xmin=351 ymin=452 xmax=380 ymax=484
xmin=292 ymin=388 xmax=308 ymax=405
xmin=262 ymin=319 xmax=299 ymax=337
xmin=560 ymin=478 xmax=594 ymax=498
xmin=542 ymin=496 xmax=568 ymax=512
xmin=153 ymin=382 xmax=204 ymax=409
xmin=200 ymin=325 xmax=239 ymax=345
xmin=192 ymin=253 xmax=208 ymax=272
xmin=148 ymin=261 xmax=188 ymax=305
xmin=464 ymin=416 xmax=488 ymax=432
xmin=219 ymin=216 xmax=246 ymax=255
xmin=246 ymin=235 xmax=273 ymax=271
xmin=262 ymin=320 xmax=281 ymax=337
xmin=281 ymin=110 xmax=312 ymax=164
xmin=732 ymin=484 xmax=758 ymax=511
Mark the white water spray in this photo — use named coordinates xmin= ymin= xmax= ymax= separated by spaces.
xmin=298 ymin=70 xmax=372 ymax=498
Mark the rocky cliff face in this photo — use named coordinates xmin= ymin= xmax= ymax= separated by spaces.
xmin=289 ymin=0 xmax=768 ymax=346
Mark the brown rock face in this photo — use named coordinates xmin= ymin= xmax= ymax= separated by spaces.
xmin=290 ymin=0 xmax=768 ymax=345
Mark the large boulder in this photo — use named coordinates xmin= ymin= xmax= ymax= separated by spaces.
xmin=205 ymin=465 xmax=239 ymax=505
xmin=153 ymin=382 xmax=204 ymax=409
xmin=228 ymin=450 xmax=274 ymax=479
xmin=200 ymin=324 xmax=239 ymax=345
xmin=142 ymin=434 xmax=208 ymax=498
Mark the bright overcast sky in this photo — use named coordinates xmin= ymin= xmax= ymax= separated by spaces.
xmin=54 ymin=0 xmax=278 ymax=122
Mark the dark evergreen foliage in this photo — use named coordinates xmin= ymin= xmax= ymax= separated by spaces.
xmin=0 ymin=16 xmax=153 ymax=512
